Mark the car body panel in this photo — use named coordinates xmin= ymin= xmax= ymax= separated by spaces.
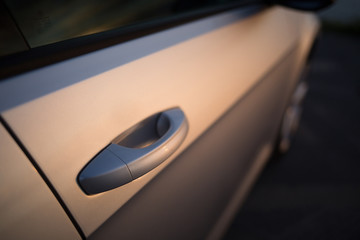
xmin=0 ymin=5 xmax=319 ymax=238
xmin=0 ymin=124 xmax=80 ymax=239
xmin=90 ymin=14 xmax=319 ymax=238
xmin=89 ymin=40 xmax=301 ymax=240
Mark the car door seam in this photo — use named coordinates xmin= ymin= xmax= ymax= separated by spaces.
xmin=0 ymin=115 xmax=86 ymax=240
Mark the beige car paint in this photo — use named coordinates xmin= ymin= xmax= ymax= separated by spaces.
xmin=0 ymin=124 xmax=80 ymax=239
xmin=1 ymin=7 xmax=318 ymax=237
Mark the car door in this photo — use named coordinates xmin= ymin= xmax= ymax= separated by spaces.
xmin=0 ymin=0 xmax=319 ymax=239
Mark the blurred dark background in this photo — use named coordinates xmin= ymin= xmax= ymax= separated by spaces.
xmin=224 ymin=1 xmax=360 ymax=239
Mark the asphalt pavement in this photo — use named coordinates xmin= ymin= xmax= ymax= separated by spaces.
xmin=223 ymin=31 xmax=360 ymax=240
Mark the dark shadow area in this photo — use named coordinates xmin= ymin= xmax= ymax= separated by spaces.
xmin=223 ymin=30 xmax=360 ymax=240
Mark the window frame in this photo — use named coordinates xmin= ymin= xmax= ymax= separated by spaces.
xmin=0 ymin=0 xmax=268 ymax=80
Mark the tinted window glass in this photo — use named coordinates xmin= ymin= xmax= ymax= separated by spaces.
xmin=4 ymin=0 xmax=245 ymax=48
xmin=0 ymin=2 xmax=28 ymax=56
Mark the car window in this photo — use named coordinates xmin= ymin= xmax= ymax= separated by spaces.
xmin=4 ymin=0 xmax=255 ymax=48
xmin=0 ymin=2 xmax=28 ymax=57
xmin=0 ymin=0 xmax=263 ymax=79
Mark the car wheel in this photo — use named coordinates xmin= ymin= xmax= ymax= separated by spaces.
xmin=278 ymin=80 xmax=308 ymax=154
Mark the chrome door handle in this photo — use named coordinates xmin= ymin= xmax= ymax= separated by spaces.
xmin=78 ymin=107 xmax=188 ymax=195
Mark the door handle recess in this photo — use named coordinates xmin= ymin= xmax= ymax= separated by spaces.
xmin=78 ymin=107 xmax=188 ymax=195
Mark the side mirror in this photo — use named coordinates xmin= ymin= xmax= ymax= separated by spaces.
xmin=271 ymin=0 xmax=335 ymax=11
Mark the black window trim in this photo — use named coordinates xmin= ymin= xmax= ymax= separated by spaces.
xmin=0 ymin=0 xmax=269 ymax=80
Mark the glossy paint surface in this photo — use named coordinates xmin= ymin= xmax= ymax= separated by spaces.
xmin=0 ymin=124 xmax=80 ymax=239
xmin=0 ymin=6 xmax=318 ymax=237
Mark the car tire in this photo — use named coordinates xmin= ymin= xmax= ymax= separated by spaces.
xmin=276 ymin=79 xmax=308 ymax=155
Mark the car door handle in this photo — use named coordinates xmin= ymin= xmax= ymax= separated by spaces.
xmin=78 ymin=107 xmax=188 ymax=195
